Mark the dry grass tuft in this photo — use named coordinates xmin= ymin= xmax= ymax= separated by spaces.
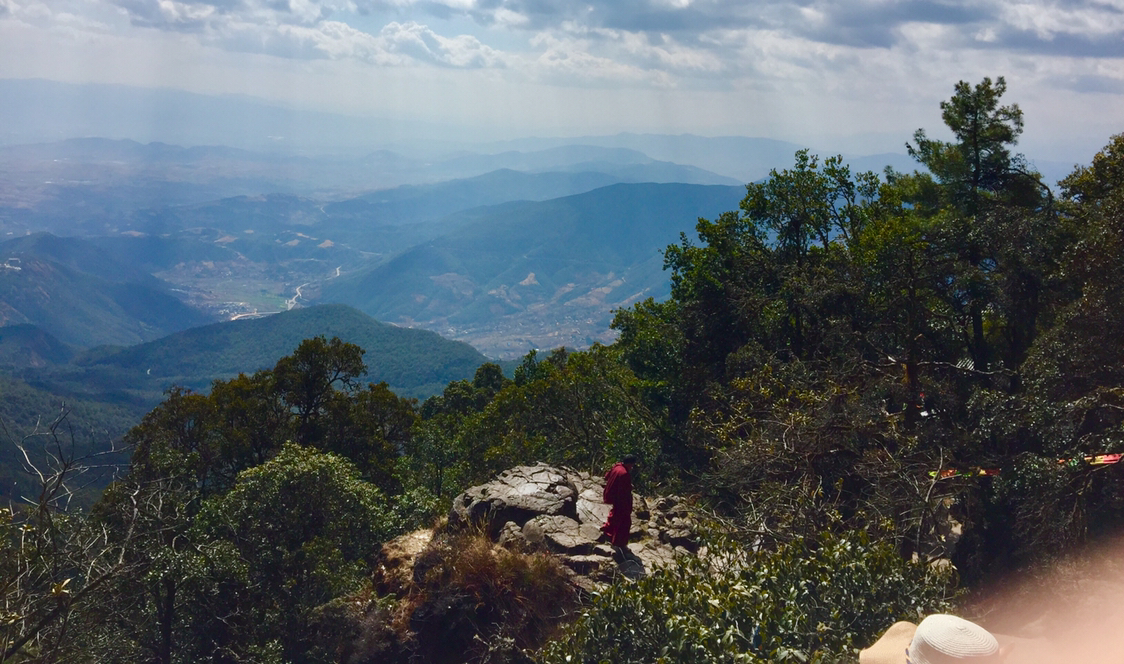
xmin=349 ymin=529 xmax=578 ymax=664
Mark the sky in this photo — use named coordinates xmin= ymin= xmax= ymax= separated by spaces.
xmin=1 ymin=0 xmax=1123 ymax=160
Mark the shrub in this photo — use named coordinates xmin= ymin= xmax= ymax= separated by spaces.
xmin=538 ymin=530 xmax=956 ymax=664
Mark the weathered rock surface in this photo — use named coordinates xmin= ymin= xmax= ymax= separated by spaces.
xmin=445 ymin=463 xmax=699 ymax=587
xmin=449 ymin=464 xmax=578 ymax=535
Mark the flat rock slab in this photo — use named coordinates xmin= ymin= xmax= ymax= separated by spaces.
xmin=450 ymin=464 xmax=578 ymax=531
xmin=628 ymin=540 xmax=679 ymax=570
xmin=523 ymin=515 xmax=599 ymax=554
xmin=561 ymin=554 xmax=614 ymax=576
xmin=576 ymin=488 xmax=610 ymax=526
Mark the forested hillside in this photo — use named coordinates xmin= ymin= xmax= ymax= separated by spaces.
xmin=322 ymin=182 xmax=746 ymax=355
xmin=3 ymin=78 xmax=1123 ymax=664
xmin=0 ymin=303 xmax=487 ymax=424
xmin=57 ymin=303 xmax=487 ymax=400
xmin=0 ymin=234 xmax=213 ymax=347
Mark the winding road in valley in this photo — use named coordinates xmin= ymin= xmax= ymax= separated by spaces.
xmin=287 ymin=283 xmax=309 ymax=310
xmin=285 ymin=266 xmax=340 ymax=310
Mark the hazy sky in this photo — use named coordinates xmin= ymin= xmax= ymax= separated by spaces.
xmin=1 ymin=0 xmax=1122 ymax=158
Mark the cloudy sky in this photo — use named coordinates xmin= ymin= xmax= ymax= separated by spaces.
xmin=1 ymin=0 xmax=1122 ymax=158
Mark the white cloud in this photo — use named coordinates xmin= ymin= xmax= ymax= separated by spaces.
xmin=999 ymin=1 xmax=1124 ymax=40
xmin=379 ymin=20 xmax=501 ymax=67
xmin=354 ymin=0 xmax=475 ymax=10
xmin=526 ymin=31 xmax=672 ymax=85
xmin=13 ymin=0 xmax=1124 ymax=75
xmin=0 ymin=0 xmax=117 ymax=30
xmin=2 ymin=0 xmax=1124 ymax=160
xmin=608 ymin=30 xmax=724 ymax=72
xmin=156 ymin=0 xmax=215 ymax=25
xmin=203 ymin=18 xmax=505 ymax=65
xmin=271 ymin=20 xmax=402 ymax=62
xmin=490 ymin=7 xmax=527 ymax=28
xmin=84 ymin=0 xmax=510 ymax=66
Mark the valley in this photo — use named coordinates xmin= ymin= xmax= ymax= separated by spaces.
xmin=0 ymin=132 xmax=1054 ymax=359
xmin=0 ymin=137 xmax=764 ymax=357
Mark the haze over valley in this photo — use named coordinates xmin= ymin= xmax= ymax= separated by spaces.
xmin=0 ymin=99 xmax=957 ymax=360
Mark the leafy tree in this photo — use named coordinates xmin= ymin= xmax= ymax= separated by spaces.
xmin=125 ymin=387 xmax=223 ymax=494
xmin=193 ymin=443 xmax=397 ymax=663
xmin=208 ymin=370 xmax=292 ymax=482
xmin=963 ymin=134 xmax=1124 ymax=570
xmin=407 ymin=346 xmax=663 ymax=494
xmin=406 ymin=366 xmax=508 ymax=498
xmin=88 ymin=476 xmax=244 ymax=664
xmin=85 ymin=337 xmax=415 ymax=663
xmin=506 ymin=346 xmax=659 ymax=479
xmin=402 ymin=412 xmax=464 ymax=500
xmin=743 ymin=150 xmax=877 ymax=260
xmin=908 ymin=76 xmax=1029 ymax=213
xmin=90 ymin=388 xmax=232 ymax=664
xmin=319 ymin=382 xmax=418 ymax=494
xmin=273 ymin=336 xmax=366 ymax=445
xmin=1038 ymin=132 xmax=1124 ymax=400
xmin=906 ymin=76 xmax=1055 ymax=374
xmin=472 ymin=362 xmax=511 ymax=396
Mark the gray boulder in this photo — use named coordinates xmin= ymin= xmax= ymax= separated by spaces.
xmin=448 ymin=464 xmax=578 ymax=535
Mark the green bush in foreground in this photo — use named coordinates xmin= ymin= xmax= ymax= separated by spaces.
xmin=539 ymin=530 xmax=955 ymax=664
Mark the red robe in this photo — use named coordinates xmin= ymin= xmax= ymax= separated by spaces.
xmin=600 ymin=462 xmax=633 ymax=547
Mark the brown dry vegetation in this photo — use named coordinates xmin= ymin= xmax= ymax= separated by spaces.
xmin=347 ymin=530 xmax=578 ymax=664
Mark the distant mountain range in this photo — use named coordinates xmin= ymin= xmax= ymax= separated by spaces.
xmin=1 ymin=176 xmax=749 ymax=358
xmin=0 ymin=78 xmax=437 ymax=153
xmin=1 ymin=121 xmax=1077 ymax=363
xmin=0 ymin=79 xmax=1083 ymax=186
xmin=480 ymin=134 xmax=809 ymax=184
xmin=320 ymin=182 xmax=746 ymax=357
xmin=422 ymin=146 xmax=741 ymax=184
xmin=475 ymin=134 xmax=944 ymax=185
xmin=0 ymin=135 xmax=740 ymax=238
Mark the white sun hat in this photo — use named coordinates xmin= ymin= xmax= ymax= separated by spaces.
xmin=907 ymin=614 xmax=1001 ymax=664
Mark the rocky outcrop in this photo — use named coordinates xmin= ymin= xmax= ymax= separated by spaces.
xmin=362 ymin=464 xmax=701 ymax=663
xmin=446 ymin=463 xmax=699 ymax=588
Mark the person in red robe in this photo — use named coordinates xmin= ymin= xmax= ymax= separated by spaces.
xmin=600 ymin=454 xmax=637 ymax=552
